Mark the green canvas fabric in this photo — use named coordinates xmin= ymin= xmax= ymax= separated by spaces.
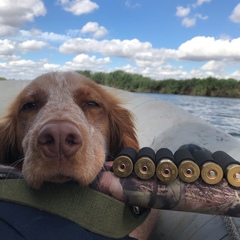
xmin=0 ymin=179 xmax=150 ymax=239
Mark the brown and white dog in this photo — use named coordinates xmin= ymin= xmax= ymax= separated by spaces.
xmin=0 ymin=72 xmax=157 ymax=239
xmin=0 ymin=72 xmax=139 ymax=188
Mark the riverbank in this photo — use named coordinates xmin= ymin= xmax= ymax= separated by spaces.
xmin=2 ymin=70 xmax=240 ymax=98
xmin=77 ymin=70 xmax=240 ymax=98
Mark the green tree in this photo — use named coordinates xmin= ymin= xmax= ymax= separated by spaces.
xmin=75 ymin=70 xmax=240 ymax=98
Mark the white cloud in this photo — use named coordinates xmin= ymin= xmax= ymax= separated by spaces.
xmin=66 ymin=29 xmax=81 ymax=37
xmin=195 ymin=14 xmax=208 ymax=20
xmin=155 ymin=65 xmax=187 ymax=79
xmin=2 ymin=32 xmax=240 ymax=80
xmin=125 ymin=0 xmax=141 ymax=9
xmin=119 ymin=64 xmax=187 ymax=80
xmin=181 ymin=17 xmax=196 ymax=27
xmin=178 ymin=36 xmax=240 ymax=61
xmin=43 ymin=63 xmax=61 ymax=71
xmin=0 ymin=58 xmax=62 ymax=80
xmin=231 ymin=70 xmax=240 ymax=79
xmin=62 ymin=54 xmax=110 ymax=71
xmin=80 ymin=22 xmax=108 ymax=38
xmin=59 ymin=38 xmax=153 ymax=59
xmin=0 ymin=25 xmax=18 ymax=36
xmin=134 ymin=49 xmax=176 ymax=68
xmin=0 ymin=39 xmax=48 ymax=57
xmin=220 ymin=34 xmax=232 ymax=41
xmin=230 ymin=3 xmax=240 ymax=23
xmin=176 ymin=6 xmax=191 ymax=17
xmin=0 ymin=39 xmax=16 ymax=55
xmin=8 ymin=59 xmax=38 ymax=67
xmin=0 ymin=0 xmax=46 ymax=37
xmin=177 ymin=12 xmax=208 ymax=28
xmin=58 ymin=0 xmax=99 ymax=15
xmin=57 ymin=36 xmax=240 ymax=80
xmin=177 ymin=1 xmax=210 ymax=27
xmin=61 ymin=38 xmax=175 ymax=69
xmin=0 ymin=54 xmax=111 ymax=79
xmin=0 ymin=54 xmax=20 ymax=61
xmin=59 ymin=37 xmax=185 ymax=79
xmin=189 ymin=68 xmax=216 ymax=78
xmin=18 ymin=40 xmax=48 ymax=53
xmin=20 ymin=29 xmax=70 ymax=42
xmin=72 ymin=54 xmax=110 ymax=66
xmin=193 ymin=0 xmax=211 ymax=7
xmin=201 ymin=60 xmax=225 ymax=72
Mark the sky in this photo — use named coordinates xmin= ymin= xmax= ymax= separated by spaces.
xmin=1 ymin=0 xmax=240 ymax=80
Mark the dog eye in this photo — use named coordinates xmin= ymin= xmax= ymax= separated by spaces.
xmin=83 ymin=101 xmax=101 ymax=108
xmin=21 ymin=102 xmax=38 ymax=111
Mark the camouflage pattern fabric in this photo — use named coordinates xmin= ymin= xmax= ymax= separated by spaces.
xmin=1 ymin=163 xmax=240 ymax=218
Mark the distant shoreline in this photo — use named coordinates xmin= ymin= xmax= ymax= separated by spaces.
xmin=76 ymin=70 xmax=240 ymax=98
xmin=2 ymin=70 xmax=240 ymax=98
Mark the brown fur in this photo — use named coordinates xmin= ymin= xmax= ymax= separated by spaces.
xmin=0 ymin=72 xmax=139 ymax=189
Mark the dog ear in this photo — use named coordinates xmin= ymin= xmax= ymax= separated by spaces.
xmin=0 ymin=113 xmax=21 ymax=165
xmin=108 ymin=105 xmax=139 ymax=159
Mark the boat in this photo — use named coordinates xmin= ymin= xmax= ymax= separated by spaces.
xmin=1 ymin=80 xmax=240 ymax=239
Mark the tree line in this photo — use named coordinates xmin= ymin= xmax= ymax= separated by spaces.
xmin=77 ymin=70 xmax=240 ymax=98
xmin=2 ymin=70 xmax=240 ymax=98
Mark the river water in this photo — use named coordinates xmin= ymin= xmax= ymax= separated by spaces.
xmin=143 ymin=93 xmax=240 ymax=141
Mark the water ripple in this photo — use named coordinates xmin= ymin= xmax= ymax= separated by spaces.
xmin=142 ymin=93 xmax=240 ymax=141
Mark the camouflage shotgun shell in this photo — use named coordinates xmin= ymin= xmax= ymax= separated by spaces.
xmin=134 ymin=147 xmax=155 ymax=180
xmin=113 ymin=147 xmax=137 ymax=177
xmin=156 ymin=148 xmax=178 ymax=183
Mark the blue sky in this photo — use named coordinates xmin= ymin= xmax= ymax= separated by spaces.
xmin=1 ymin=0 xmax=240 ymax=80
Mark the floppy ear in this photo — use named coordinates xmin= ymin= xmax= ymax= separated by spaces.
xmin=0 ymin=113 xmax=21 ymax=165
xmin=108 ymin=105 xmax=139 ymax=159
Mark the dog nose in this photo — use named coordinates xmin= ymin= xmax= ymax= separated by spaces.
xmin=37 ymin=121 xmax=82 ymax=159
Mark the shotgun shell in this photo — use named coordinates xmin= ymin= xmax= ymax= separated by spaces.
xmin=134 ymin=147 xmax=155 ymax=180
xmin=192 ymin=149 xmax=223 ymax=185
xmin=212 ymin=151 xmax=240 ymax=187
xmin=156 ymin=148 xmax=178 ymax=183
xmin=174 ymin=148 xmax=200 ymax=183
xmin=226 ymin=164 xmax=240 ymax=187
xmin=113 ymin=147 xmax=137 ymax=177
xmin=178 ymin=160 xmax=200 ymax=183
xmin=201 ymin=161 xmax=223 ymax=185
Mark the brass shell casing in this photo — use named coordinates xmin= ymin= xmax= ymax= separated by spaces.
xmin=178 ymin=160 xmax=200 ymax=183
xmin=201 ymin=162 xmax=223 ymax=185
xmin=156 ymin=159 xmax=178 ymax=183
xmin=134 ymin=157 xmax=155 ymax=180
xmin=226 ymin=164 xmax=240 ymax=187
xmin=113 ymin=156 xmax=133 ymax=178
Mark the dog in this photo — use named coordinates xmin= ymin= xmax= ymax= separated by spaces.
xmin=0 ymin=72 xmax=158 ymax=239
xmin=0 ymin=72 xmax=139 ymax=189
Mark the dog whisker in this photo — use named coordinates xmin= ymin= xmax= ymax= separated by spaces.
xmin=10 ymin=158 xmax=24 ymax=168
xmin=0 ymin=164 xmax=23 ymax=179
